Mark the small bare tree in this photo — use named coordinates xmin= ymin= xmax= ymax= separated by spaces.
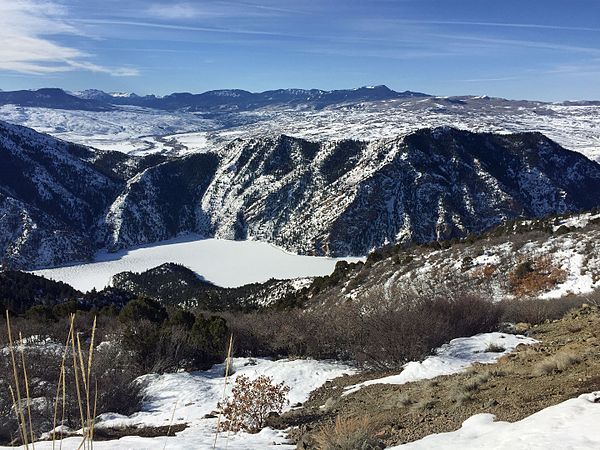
xmin=217 ymin=375 xmax=290 ymax=433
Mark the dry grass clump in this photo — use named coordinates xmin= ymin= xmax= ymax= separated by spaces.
xmin=485 ymin=343 xmax=506 ymax=353
xmin=452 ymin=390 xmax=473 ymax=406
xmin=533 ymin=351 xmax=582 ymax=376
xmin=410 ymin=398 xmax=438 ymax=412
xmin=395 ymin=393 xmax=414 ymax=408
xmin=566 ymin=322 xmax=584 ymax=333
xmin=314 ymin=415 xmax=381 ymax=450
xmin=484 ymin=367 xmax=507 ymax=378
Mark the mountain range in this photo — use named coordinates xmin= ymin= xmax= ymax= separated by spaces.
xmin=1 ymin=120 xmax=600 ymax=270
xmin=0 ymin=86 xmax=428 ymax=112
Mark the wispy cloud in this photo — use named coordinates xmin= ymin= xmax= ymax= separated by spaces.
xmin=0 ymin=0 xmax=138 ymax=76
xmin=428 ymin=33 xmax=600 ymax=55
xmin=455 ymin=76 xmax=523 ymax=83
xmin=76 ymin=18 xmax=288 ymax=37
xmin=143 ymin=1 xmax=300 ymax=20
xmin=393 ymin=20 xmax=600 ymax=33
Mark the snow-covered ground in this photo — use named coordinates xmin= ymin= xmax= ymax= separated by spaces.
xmin=0 ymin=358 xmax=356 ymax=450
xmin=344 ymin=333 xmax=536 ymax=396
xmin=31 ymin=236 xmax=364 ymax=292
xmin=2 ymin=98 xmax=599 ymax=161
xmin=391 ymin=392 xmax=600 ymax=450
xmin=0 ymin=105 xmax=215 ymax=154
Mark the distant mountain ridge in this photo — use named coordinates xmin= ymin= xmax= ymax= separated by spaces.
xmin=0 ymin=86 xmax=428 ymax=112
xmin=1 ymin=120 xmax=600 ymax=269
xmin=0 ymin=88 xmax=113 ymax=111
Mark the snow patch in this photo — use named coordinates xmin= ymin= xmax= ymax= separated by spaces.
xmin=344 ymin=333 xmax=535 ymax=396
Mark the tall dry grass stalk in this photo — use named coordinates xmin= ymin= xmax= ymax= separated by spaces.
xmin=19 ymin=332 xmax=36 ymax=449
xmin=212 ymin=333 xmax=234 ymax=450
xmin=162 ymin=399 xmax=179 ymax=450
xmin=4 ymin=312 xmax=98 ymax=449
xmin=6 ymin=311 xmax=30 ymax=449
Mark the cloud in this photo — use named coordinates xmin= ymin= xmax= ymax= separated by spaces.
xmin=143 ymin=1 xmax=297 ymax=20
xmin=390 ymin=20 xmax=600 ymax=33
xmin=76 ymin=18 xmax=292 ymax=37
xmin=146 ymin=3 xmax=212 ymax=20
xmin=0 ymin=0 xmax=138 ymax=76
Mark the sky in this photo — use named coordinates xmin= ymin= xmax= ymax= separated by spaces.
xmin=0 ymin=0 xmax=599 ymax=100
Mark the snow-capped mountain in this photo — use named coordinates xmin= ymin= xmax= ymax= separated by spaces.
xmin=68 ymin=85 xmax=428 ymax=111
xmin=2 ymin=120 xmax=600 ymax=269
xmin=1 ymin=86 xmax=426 ymax=112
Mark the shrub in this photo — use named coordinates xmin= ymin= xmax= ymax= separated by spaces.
xmin=167 ymin=309 xmax=196 ymax=329
xmin=217 ymin=375 xmax=290 ymax=433
xmin=119 ymin=297 xmax=167 ymax=324
xmin=509 ymin=257 xmax=567 ymax=297
xmin=485 ymin=343 xmax=506 ymax=353
xmin=500 ymin=297 xmax=585 ymax=325
xmin=534 ymin=351 xmax=581 ymax=376
xmin=314 ymin=415 xmax=381 ymax=450
xmin=227 ymin=292 xmax=503 ymax=370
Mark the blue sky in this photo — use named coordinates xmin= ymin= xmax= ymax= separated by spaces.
xmin=1 ymin=0 xmax=599 ymax=100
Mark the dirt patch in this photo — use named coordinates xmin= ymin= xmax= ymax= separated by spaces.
xmin=46 ymin=424 xmax=188 ymax=443
xmin=283 ymin=304 xmax=600 ymax=448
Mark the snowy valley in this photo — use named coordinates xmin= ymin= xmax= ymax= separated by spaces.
xmin=1 ymin=86 xmax=600 ymax=450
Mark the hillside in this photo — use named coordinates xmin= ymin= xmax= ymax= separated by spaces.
xmin=291 ymin=211 xmax=600 ymax=309
xmin=2 ymin=121 xmax=600 ymax=269
xmin=283 ymin=304 xmax=600 ymax=448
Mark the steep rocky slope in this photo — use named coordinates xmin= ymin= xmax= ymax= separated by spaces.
xmin=0 ymin=121 xmax=124 ymax=267
xmin=197 ymin=129 xmax=600 ymax=255
xmin=2 ymin=120 xmax=600 ymax=269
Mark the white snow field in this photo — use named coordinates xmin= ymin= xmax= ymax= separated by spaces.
xmin=390 ymin=392 xmax=600 ymax=450
xmin=32 ymin=236 xmax=364 ymax=292
xmin=2 ymin=98 xmax=600 ymax=161
xmin=0 ymin=357 xmax=357 ymax=450
xmin=344 ymin=333 xmax=536 ymax=396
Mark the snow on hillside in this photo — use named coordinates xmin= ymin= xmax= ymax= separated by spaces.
xmin=2 ymin=97 xmax=599 ymax=161
xmin=0 ymin=358 xmax=356 ymax=450
xmin=390 ymin=392 xmax=600 ymax=450
xmin=344 ymin=333 xmax=536 ymax=396
xmin=0 ymin=105 xmax=214 ymax=154
xmin=31 ymin=236 xmax=364 ymax=292
xmin=344 ymin=216 xmax=600 ymax=303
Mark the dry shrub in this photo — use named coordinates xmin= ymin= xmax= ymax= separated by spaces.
xmin=314 ymin=415 xmax=381 ymax=450
xmin=410 ymin=398 xmax=438 ymax=412
xmin=534 ymin=351 xmax=581 ymax=376
xmin=509 ymin=257 xmax=567 ymax=297
xmin=500 ymin=297 xmax=585 ymax=325
xmin=471 ymin=264 xmax=497 ymax=279
xmin=485 ymin=343 xmax=506 ymax=353
xmin=217 ymin=375 xmax=290 ymax=433
xmin=227 ymin=293 xmax=503 ymax=370
xmin=395 ymin=393 xmax=413 ymax=408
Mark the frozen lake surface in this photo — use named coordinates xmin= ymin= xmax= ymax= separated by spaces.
xmin=31 ymin=236 xmax=364 ymax=292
